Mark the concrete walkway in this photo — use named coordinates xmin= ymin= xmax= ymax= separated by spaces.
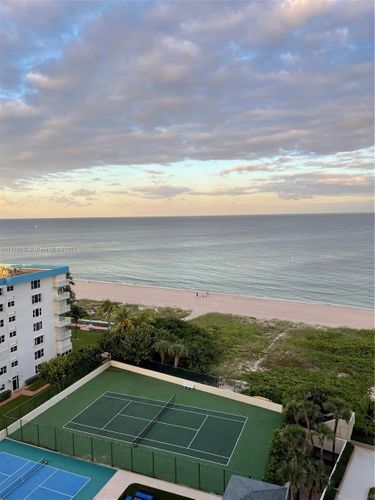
xmin=338 ymin=445 xmax=375 ymax=500
xmin=94 ymin=469 xmax=220 ymax=500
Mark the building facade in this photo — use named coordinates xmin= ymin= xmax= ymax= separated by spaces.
xmin=0 ymin=264 xmax=72 ymax=393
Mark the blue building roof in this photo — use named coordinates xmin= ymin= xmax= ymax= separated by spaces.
xmin=0 ymin=264 xmax=69 ymax=286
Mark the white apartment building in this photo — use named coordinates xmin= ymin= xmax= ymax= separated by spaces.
xmin=0 ymin=264 xmax=72 ymax=393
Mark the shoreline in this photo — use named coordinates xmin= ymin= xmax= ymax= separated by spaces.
xmin=74 ymin=280 xmax=374 ymax=329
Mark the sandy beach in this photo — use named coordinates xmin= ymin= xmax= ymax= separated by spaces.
xmin=74 ymin=280 xmax=374 ymax=329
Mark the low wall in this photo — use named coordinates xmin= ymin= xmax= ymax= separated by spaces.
xmin=110 ymin=360 xmax=283 ymax=413
xmin=319 ymin=440 xmax=348 ymax=500
xmin=325 ymin=412 xmax=355 ymax=441
xmin=1 ymin=361 xmax=111 ymax=439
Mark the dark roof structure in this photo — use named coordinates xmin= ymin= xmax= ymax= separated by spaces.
xmin=223 ymin=475 xmax=288 ymax=500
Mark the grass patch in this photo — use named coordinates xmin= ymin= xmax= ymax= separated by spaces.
xmin=0 ymin=395 xmax=31 ymax=430
xmin=71 ymin=329 xmax=104 ymax=350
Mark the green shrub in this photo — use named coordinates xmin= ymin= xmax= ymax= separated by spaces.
xmin=368 ymin=487 xmax=375 ymax=500
xmin=323 ymin=442 xmax=354 ymax=499
xmin=0 ymin=390 xmax=11 ymax=402
xmin=25 ymin=374 xmax=41 ymax=386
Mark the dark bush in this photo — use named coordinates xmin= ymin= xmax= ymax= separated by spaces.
xmin=0 ymin=390 xmax=11 ymax=402
xmin=25 ymin=374 xmax=41 ymax=386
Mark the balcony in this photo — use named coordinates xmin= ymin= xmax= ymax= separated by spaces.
xmin=54 ymin=301 xmax=70 ymax=315
xmin=54 ymin=291 xmax=70 ymax=301
xmin=55 ymin=328 xmax=72 ymax=342
xmin=55 ymin=316 xmax=71 ymax=328
xmin=53 ymin=277 xmax=68 ymax=288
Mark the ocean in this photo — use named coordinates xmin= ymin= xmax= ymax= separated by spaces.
xmin=0 ymin=213 xmax=373 ymax=309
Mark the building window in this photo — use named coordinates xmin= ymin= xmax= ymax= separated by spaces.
xmin=9 ymin=316 xmax=16 ymax=323
xmin=33 ymin=308 xmax=42 ymax=318
xmin=34 ymin=335 xmax=44 ymax=346
xmin=0 ymin=320 xmax=4 ymax=328
xmin=0 ymin=366 xmax=7 ymax=375
xmin=10 ymin=345 xmax=17 ymax=353
xmin=33 ymin=321 xmax=42 ymax=332
xmin=11 ymin=360 xmax=18 ymax=368
xmin=0 ymin=335 xmax=4 ymax=344
xmin=31 ymin=279 xmax=40 ymax=290
xmin=34 ymin=349 xmax=44 ymax=360
xmin=0 ymin=305 xmax=3 ymax=312
xmin=35 ymin=364 xmax=42 ymax=374
xmin=10 ymin=330 xmax=16 ymax=338
xmin=0 ymin=288 xmax=3 ymax=296
xmin=8 ymin=300 xmax=15 ymax=308
xmin=32 ymin=293 xmax=42 ymax=304
xmin=0 ymin=384 xmax=4 ymax=391
xmin=7 ymin=286 xmax=14 ymax=292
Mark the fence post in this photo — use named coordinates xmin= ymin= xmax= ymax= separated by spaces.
xmin=198 ymin=462 xmax=201 ymax=489
xmin=72 ymin=432 xmax=75 ymax=456
xmin=222 ymin=468 xmax=225 ymax=494
xmin=91 ymin=437 xmax=94 ymax=461
xmin=130 ymin=445 xmax=134 ymax=472
xmin=174 ymin=457 xmax=177 ymax=483
xmin=20 ymin=419 xmax=23 ymax=441
xmin=54 ymin=427 xmax=57 ymax=451
xmin=152 ymin=451 xmax=155 ymax=477
xmin=36 ymin=423 xmax=40 ymax=446
xmin=110 ymin=441 xmax=114 ymax=467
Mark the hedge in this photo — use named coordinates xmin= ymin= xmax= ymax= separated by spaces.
xmin=0 ymin=390 xmax=11 ymax=403
xmin=323 ymin=442 xmax=354 ymax=500
xmin=25 ymin=374 xmax=41 ymax=386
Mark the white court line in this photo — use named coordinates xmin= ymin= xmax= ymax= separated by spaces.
xmin=102 ymin=401 xmax=131 ymax=430
xmin=40 ymin=485 xmax=70 ymax=498
xmin=226 ymin=416 xmax=248 ymax=465
xmin=65 ymin=420 xmax=230 ymax=460
xmin=62 ymin=423 xmax=229 ymax=466
xmin=103 ymin=393 xmax=246 ymax=424
xmin=64 ymin=394 xmax=111 ymax=428
xmin=187 ymin=415 xmax=208 ymax=449
xmin=71 ymin=475 xmax=91 ymax=499
xmin=104 ymin=391 xmax=247 ymax=422
xmin=116 ymin=408 xmax=199 ymax=432
xmin=24 ymin=469 xmax=58 ymax=500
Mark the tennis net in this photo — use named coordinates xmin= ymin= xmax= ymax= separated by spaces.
xmin=133 ymin=395 xmax=175 ymax=446
xmin=0 ymin=459 xmax=45 ymax=499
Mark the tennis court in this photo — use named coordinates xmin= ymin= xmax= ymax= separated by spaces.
xmin=0 ymin=451 xmax=89 ymax=499
xmin=64 ymin=391 xmax=247 ymax=466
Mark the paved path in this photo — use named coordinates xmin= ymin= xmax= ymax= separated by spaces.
xmin=75 ymin=280 xmax=374 ymax=329
xmin=338 ymin=445 xmax=375 ymax=500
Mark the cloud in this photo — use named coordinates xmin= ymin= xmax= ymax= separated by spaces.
xmin=129 ymin=185 xmax=193 ymax=199
xmin=71 ymin=189 xmax=95 ymax=197
xmin=48 ymin=193 xmax=92 ymax=207
xmin=0 ymin=0 xmax=373 ymax=204
xmin=27 ymin=72 xmax=70 ymax=91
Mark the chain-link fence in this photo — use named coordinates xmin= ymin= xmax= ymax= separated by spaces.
xmin=5 ymin=417 xmax=247 ymax=495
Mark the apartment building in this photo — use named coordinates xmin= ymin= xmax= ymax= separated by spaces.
xmin=0 ymin=264 xmax=72 ymax=393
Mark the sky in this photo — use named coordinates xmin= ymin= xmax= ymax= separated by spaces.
xmin=0 ymin=0 xmax=374 ymax=218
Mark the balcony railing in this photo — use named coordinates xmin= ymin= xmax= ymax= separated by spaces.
xmin=53 ymin=278 xmax=68 ymax=288
xmin=54 ymin=301 xmax=70 ymax=315
xmin=54 ymin=291 xmax=70 ymax=301
xmin=55 ymin=316 xmax=71 ymax=328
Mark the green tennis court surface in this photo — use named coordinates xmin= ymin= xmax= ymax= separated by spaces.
xmin=64 ymin=392 xmax=247 ymax=466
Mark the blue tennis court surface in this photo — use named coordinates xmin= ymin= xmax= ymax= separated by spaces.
xmin=0 ymin=452 xmax=90 ymax=499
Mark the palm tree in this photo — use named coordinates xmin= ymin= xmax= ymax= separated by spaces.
xmin=324 ymin=397 xmax=351 ymax=461
xmin=169 ymin=343 xmax=188 ymax=368
xmin=280 ymin=460 xmax=305 ymax=500
xmin=283 ymin=400 xmax=305 ymax=425
xmin=112 ymin=306 xmax=134 ymax=332
xmin=70 ymin=304 xmax=85 ymax=335
xmin=65 ymin=272 xmax=76 ymax=303
xmin=155 ymin=339 xmax=171 ymax=364
xmin=99 ymin=300 xmax=119 ymax=329
xmin=301 ymin=401 xmax=320 ymax=431
xmin=133 ymin=310 xmax=155 ymax=328
xmin=312 ymin=422 xmax=334 ymax=462
xmin=304 ymin=459 xmax=327 ymax=500
xmin=280 ymin=424 xmax=309 ymax=464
